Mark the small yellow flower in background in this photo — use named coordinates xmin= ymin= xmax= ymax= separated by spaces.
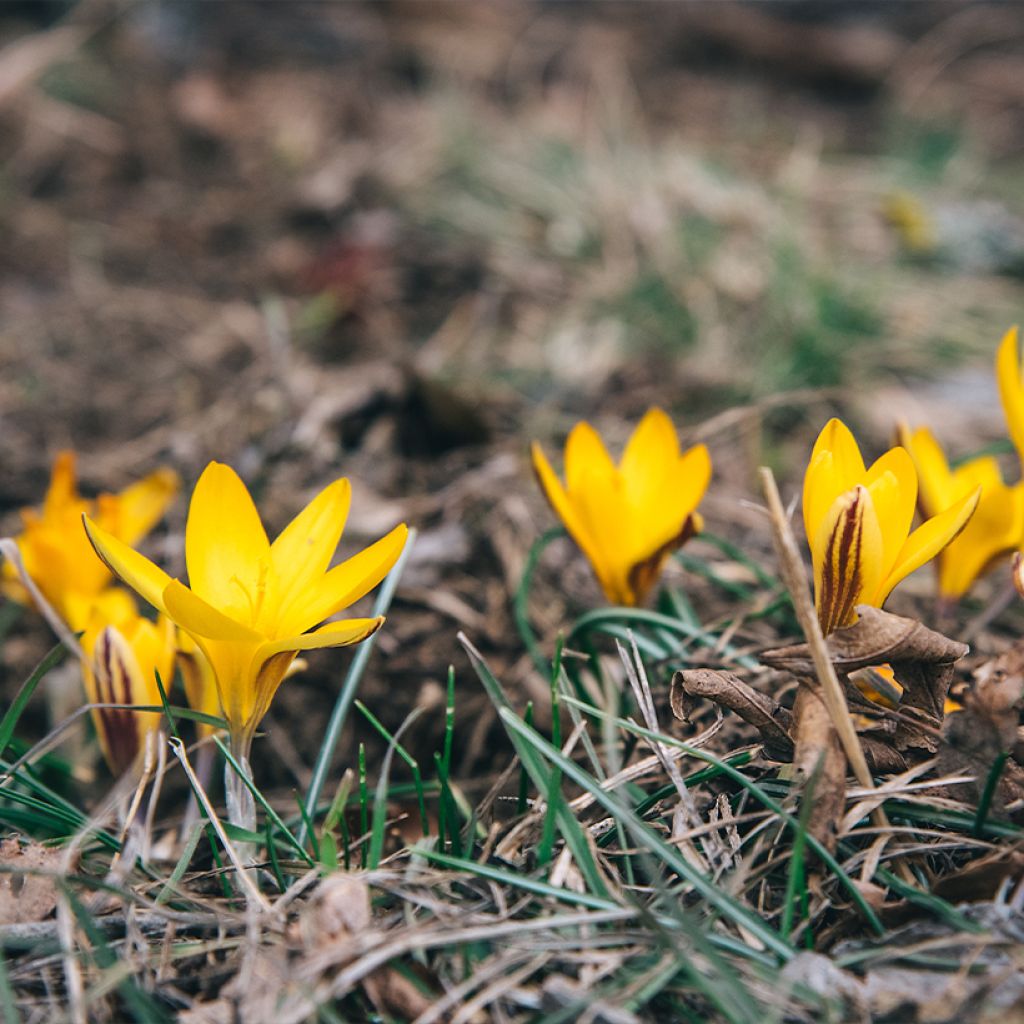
xmin=80 ymin=598 xmax=176 ymax=777
xmin=898 ymin=424 xmax=1024 ymax=602
xmin=532 ymin=408 xmax=711 ymax=607
xmin=2 ymin=451 xmax=179 ymax=630
xmin=803 ymin=418 xmax=979 ymax=635
xmin=176 ymin=630 xmax=221 ymax=739
xmin=996 ymin=325 xmax=1024 ymax=469
xmin=883 ymin=191 xmax=936 ymax=253
xmin=84 ymin=463 xmax=408 ymax=764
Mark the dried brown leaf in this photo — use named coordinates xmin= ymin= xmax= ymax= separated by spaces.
xmin=764 ymin=606 xmax=967 ymax=755
xmin=791 ymin=687 xmax=847 ymax=851
xmin=0 ymin=838 xmax=62 ymax=925
xmin=671 ymin=668 xmax=793 ymax=760
xmin=940 ymin=642 xmax=1024 ymax=810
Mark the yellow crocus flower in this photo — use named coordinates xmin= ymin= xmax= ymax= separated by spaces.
xmin=996 ymin=325 xmax=1024 ymax=469
xmin=83 ymin=463 xmax=407 ymax=761
xmin=898 ymin=424 xmax=1024 ymax=601
xmin=176 ymin=629 xmax=221 ymax=739
xmin=80 ymin=597 xmax=176 ymax=777
xmin=3 ymin=451 xmax=179 ymax=630
xmin=803 ymin=419 xmax=979 ymax=635
xmin=532 ymin=408 xmax=711 ymax=607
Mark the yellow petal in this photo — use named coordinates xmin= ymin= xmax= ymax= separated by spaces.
xmin=812 ymin=486 xmax=884 ymax=634
xmin=564 ymin=421 xmax=617 ymax=497
xmin=255 ymin=616 xmax=384 ymax=662
xmin=43 ymin=451 xmax=78 ymax=519
xmin=100 ymin=467 xmax=180 ymax=545
xmin=638 ymin=442 xmax=712 ymax=555
xmin=270 ymin=477 xmax=351 ymax=616
xmin=573 ymin=463 xmax=635 ymax=604
xmin=810 ymin=419 xmax=866 ymax=486
xmin=185 ymin=463 xmax=272 ymax=624
xmin=936 ymin=470 xmax=1024 ymax=598
xmin=177 ymin=630 xmax=221 ymax=736
xmin=875 ymin=487 xmax=980 ymax=605
xmin=996 ymin=326 xmax=1024 ymax=466
xmin=899 ymin=424 xmax=954 ymax=517
xmin=863 ymin=447 xmax=917 ymax=577
xmin=802 ymin=419 xmax=867 ymax=546
xmin=620 ymin=407 xmax=679 ymax=509
xmin=163 ymin=579 xmax=264 ymax=643
xmin=277 ymin=523 xmax=407 ymax=636
xmin=531 ymin=441 xmax=610 ymax=597
xmin=83 ymin=516 xmax=172 ymax=614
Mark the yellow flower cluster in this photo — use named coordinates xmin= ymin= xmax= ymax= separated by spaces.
xmin=531 ymin=328 xmax=1024 ymax=633
xmin=6 ymin=455 xmax=406 ymax=778
xmin=5 ymin=327 xmax=1021 ymax=798
xmin=801 ymin=327 xmax=1024 ymax=632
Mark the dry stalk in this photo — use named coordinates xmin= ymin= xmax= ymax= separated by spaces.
xmin=757 ymin=467 xmax=912 ymax=882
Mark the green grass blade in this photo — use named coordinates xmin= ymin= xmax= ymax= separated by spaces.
xmin=300 ymin=528 xmax=416 ymax=847
xmin=514 ymin=526 xmax=565 ymax=675
xmin=567 ymin=698 xmax=885 ymax=935
xmin=461 ymin=634 xmax=609 ymax=898
xmin=214 ymin=737 xmax=314 ymax=866
xmin=500 ymin=708 xmax=794 ymax=960
xmin=368 ymin=709 xmax=423 ymax=868
xmin=0 ymin=641 xmax=67 ymax=759
xmin=570 ymin=608 xmax=760 ymax=670
xmin=355 ymin=700 xmax=428 ymax=837
xmin=417 ymin=849 xmax=776 ymax=967
xmin=61 ymin=883 xmax=172 ymax=1023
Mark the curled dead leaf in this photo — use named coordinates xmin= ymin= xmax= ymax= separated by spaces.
xmin=763 ymin=606 xmax=968 ymax=755
xmin=940 ymin=642 xmax=1024 ymax=812
xmin=671 ymin=669 xmax=793 ymax=761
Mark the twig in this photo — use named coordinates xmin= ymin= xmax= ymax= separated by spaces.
xmin=168 ymin=737 xmax=271 ymax=912
xmin=757 ymin=467 xmax=910 ymax=882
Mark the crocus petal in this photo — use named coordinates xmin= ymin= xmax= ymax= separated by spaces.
xmin=531 ymin=441 xmax=609 ymax=593
xmin=83 ymin=516 xmax=172 ymax=614
xmin=936 ymin=470 xmax=1024 ymax=598
xmin=812 ymin=486 xmax=884 ymax=634
xmin=43 ymin=451 xmax=77 ymax=519
xmin=899 ymin=425 xmax=954 ymax=517
xmin=270 ymin=477 xmax=351 ymax=617
xmin=803 ymin=420 xmax=867 ymax=546
xmin=639 ymin=442 xmax=712 ymax=556
xmin=277 ymin=523 xmax=408 ymax=636
xmin=185 ymin=462 xmax=272 ymax=623
xmin=809 ymin=419 xmax=866 ymax=489
xmin=255 ymin=616 xmax=384 ymax=662
xmin=100 ymin=468 xmax=180 ymax=545
xmin=996 ymin=326 xmax=1024 ymax=466
xmin=863 ymin=447 xmax=917 ymax=576
xmin=875 ymin=487 xmax=980 ymax=605
xmin=620 ymin=407 xmax=680 ymax=510
xmin=163 ymin=579 xmax=264 ymax=643
xmin=564 ymin=421 xmax=617 ymax=497
xmin=574 ymin=464 xmax=635 ymax=604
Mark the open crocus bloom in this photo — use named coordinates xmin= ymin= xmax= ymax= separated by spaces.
xmin=80 ymin=597 xmax=176 ymax=777
xmin=899 ymin=424 xmax=1024 ymax=602
xmin=532 ymin=408 xmax=711 ymax=607
xmin=84 ymin=462 xmax=408 ymax=754
xmin=3 ymin=451 xmax=179 ymax=630
xmin=803 ymin=419 xmax=979 ymax=635
xmin=996 ymin=325 xmax=1024 ymax=469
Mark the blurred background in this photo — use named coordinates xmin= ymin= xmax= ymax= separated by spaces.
xmin=2 ymin=0 xmax=1024 ymax=784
